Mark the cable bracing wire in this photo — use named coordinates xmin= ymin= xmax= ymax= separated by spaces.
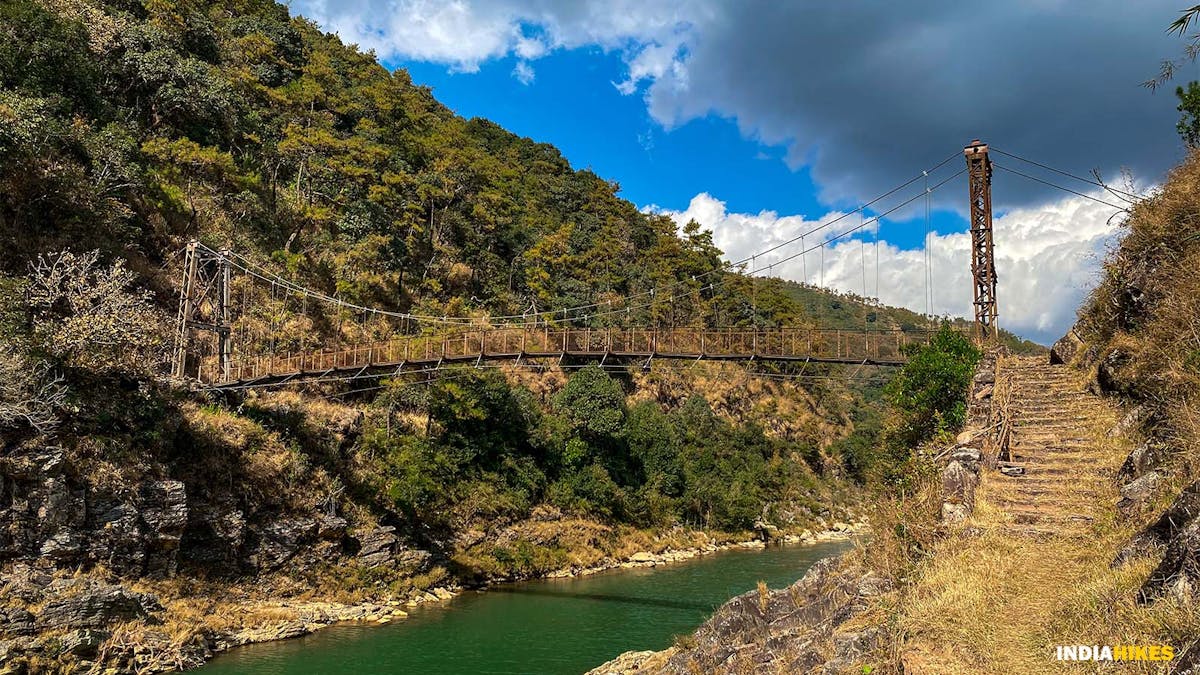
xmin=989 ymin=147 xmax=1144 ymax=202
xmin=991 ymin=164 xmax=1131 ymax=211
xmin=574 ymin=167 xmax=966 ymax=322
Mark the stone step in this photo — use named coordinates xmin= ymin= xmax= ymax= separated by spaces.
xmin=1007 ymin=509 xmax=1095 ymax=526
xmin=1009 ymin=444 xmax=1095 ymax=453
xmin=1013 ymin=412 xmax=1099 ymax=420
xmin=1008 ymin=525 xmax=1077 ymax=540
xmin=993 ymin=486 xmax=1107 ymax=501
xmin=1006 ymin=458 xmax=1096 ymax=471
xmin=1013 ymin=435 xmax=1092 ymax=444
xmin=1001 ymin=465 xmax=1083 ymax=478
xmin=990 ymin=496 xmax=1093 ymax=512
xmin=993 ymin=475 xmax=1100 ymax=488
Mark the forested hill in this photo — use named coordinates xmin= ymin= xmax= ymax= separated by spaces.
xmin=1 ymin=0 xmax=724 ymax=324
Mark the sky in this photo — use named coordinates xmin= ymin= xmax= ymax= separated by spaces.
xmin=289 ymin=0 xmax=1198 ymax=344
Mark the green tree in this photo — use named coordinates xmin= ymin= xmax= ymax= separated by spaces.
xmin=885 ymin=324 xmax=981 ymax=448
xmin=424 ymin=368 xmax=531 ymax=467
xmin=552 ymin=365 xmax=625 ymax=444
xmin=1177 ymin=81 xmax=1200 ymax=147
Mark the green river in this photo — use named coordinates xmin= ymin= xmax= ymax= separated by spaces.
xmin=199 ymin=539 xmax=853 ymax=675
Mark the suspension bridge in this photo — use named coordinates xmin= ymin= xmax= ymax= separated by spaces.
xmin=170 ymin=142 xmax=1138 ymax=391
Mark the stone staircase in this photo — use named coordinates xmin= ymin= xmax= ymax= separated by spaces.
xmin=986 ymin=355 xmax=1115 ymax=539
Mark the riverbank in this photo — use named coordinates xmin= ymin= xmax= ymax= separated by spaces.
xmin=197 ymin=537 xmax=860 ymax=675
xmin=149 ymin=522 xmax=868 ymax=672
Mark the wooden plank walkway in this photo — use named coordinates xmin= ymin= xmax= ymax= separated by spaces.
xmin=197 ymin=326 xmax=936 ymax=389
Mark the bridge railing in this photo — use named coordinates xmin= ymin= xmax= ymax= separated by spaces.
xmin=198 ymin=326 xmax=937 ymax=385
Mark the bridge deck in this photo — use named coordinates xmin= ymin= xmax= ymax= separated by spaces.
xmin=197 ymin=326 xmax=931 ymax=389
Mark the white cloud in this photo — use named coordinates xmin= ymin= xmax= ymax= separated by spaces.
xmin=656 ymin=191 xmax=1123 ymax=344
xmin=288 ymin=0 xmax=696 ymax=78
xmin=513 ymin=60 xmax=535 ymax=85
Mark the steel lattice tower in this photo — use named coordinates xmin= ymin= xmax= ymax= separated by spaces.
xmin=964 ymin=140 xmax=997 ymax=341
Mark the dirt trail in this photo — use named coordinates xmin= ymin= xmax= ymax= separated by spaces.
xmin=899 ymin=355 xmax=1127 ymax=674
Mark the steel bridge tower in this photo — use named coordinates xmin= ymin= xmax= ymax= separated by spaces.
xmin=171 ymin=241 xmax=232 ymax=380
xmin=964 ymin=140 xmax=998 ymax=341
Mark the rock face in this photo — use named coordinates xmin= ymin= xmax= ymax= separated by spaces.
xmin=139 ymin=481 xmax=189 ymax=577
xmin=58 ymin=628 xmax=109 ymax=657
xmin=0 ymin=443 xmax=383 ymax=580
xmin=1117 ymin=442 xmax=1166 ymax=482
xmin=34 ymin=580 xmax=161 ymax=631
xmin=1116 ymin=471 xmax=1164 ymax=517
xmin=181 ymin=501 xmax=248 ymax=571
xmin=1095 ymin=350 xmax=1130 ymax=396
xmin=941 ymin=456 xmax=980 ymax=524
xmin=1049 ymin=329 xmax=1083 ymax=365
xmin=587 ymin=557 xmax=892 ymax=674
xmin=0 ymin=446 xmax=200 ymax=578
xmin=0 ymin=572 xmax=165 ymax=671
xmin=1139 ymin=518 xmax=1200 ymax=603
xmin=248 ymin=517 xmax=320 ymax=571
xmin=353 ymin=526 xmax=431 ymax=573
xmin=355 ymin=526 xmax=400 ymax=568
xmin=1116 ymin=482 xmax=1200 ymax=567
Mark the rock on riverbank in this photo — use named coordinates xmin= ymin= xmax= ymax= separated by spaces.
xmin=587 ymin=553 xmax=890 ymax=674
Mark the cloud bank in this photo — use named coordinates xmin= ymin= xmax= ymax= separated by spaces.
xmin=658 ymin=191 xmax=1121 ymax=344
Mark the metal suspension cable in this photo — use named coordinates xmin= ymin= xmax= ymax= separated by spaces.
xmin=923 ymin=172 xmax=930 ymax=317
xmin=989 ymin=147 xmax=1144 ymax=202
xmin=873 ymin=219 xmax=880 ymax=303
xmin=201 ymin=150 xmax=964 ymax=327
xmin=215 ymin=248 xmax=477 ymax=325
xmin=801 ymin=235 xmax=807 ymax=284
xmin=991 ymin=164 xmax=1131 ymax=211
xmin=859 ymin=236 xmax=866 ymax=299
xmin=926 ymin=171 xmax=934 ymax=317
xmin=728 ymin=149 xmax=959 ymax=270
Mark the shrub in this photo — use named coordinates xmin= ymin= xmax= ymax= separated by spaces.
xmin=885 ymin=324 xmax=981 ymax=448
xmin=0 ymin=350 xmax=66 ymax=434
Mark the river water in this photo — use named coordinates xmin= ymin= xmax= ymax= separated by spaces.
xmin=198 ymin=539 xmax=853 ymax=675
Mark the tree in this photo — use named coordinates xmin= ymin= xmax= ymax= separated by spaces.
xmin=885 ymin=324 xmax=981 ymax=447
xmin=0 ymin=351 xmax=66 ymax=435
xmin=423 ymin=368 xmax=530 ymax=467
xmin=1147 ymin=6 xmax=1200 ymax=90
xmin=552 ymin=365 xmax=626 ymax=444
xmin=1177 ymin=81 xmax=1200 ymax=147
xmin=24 ymin=250 xmax=170 ymax=376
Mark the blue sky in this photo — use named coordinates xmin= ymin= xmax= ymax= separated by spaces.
xmin=397 ymin=50 xmax=963 ymax=253
xmin=296 ymin=0 xmax=1189 ymax=343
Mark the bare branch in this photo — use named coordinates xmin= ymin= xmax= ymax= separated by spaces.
xmin=0 ymin=353 xmax=67 ymax=434
xmin=26 ymin=250 xmax=170 ymax=376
